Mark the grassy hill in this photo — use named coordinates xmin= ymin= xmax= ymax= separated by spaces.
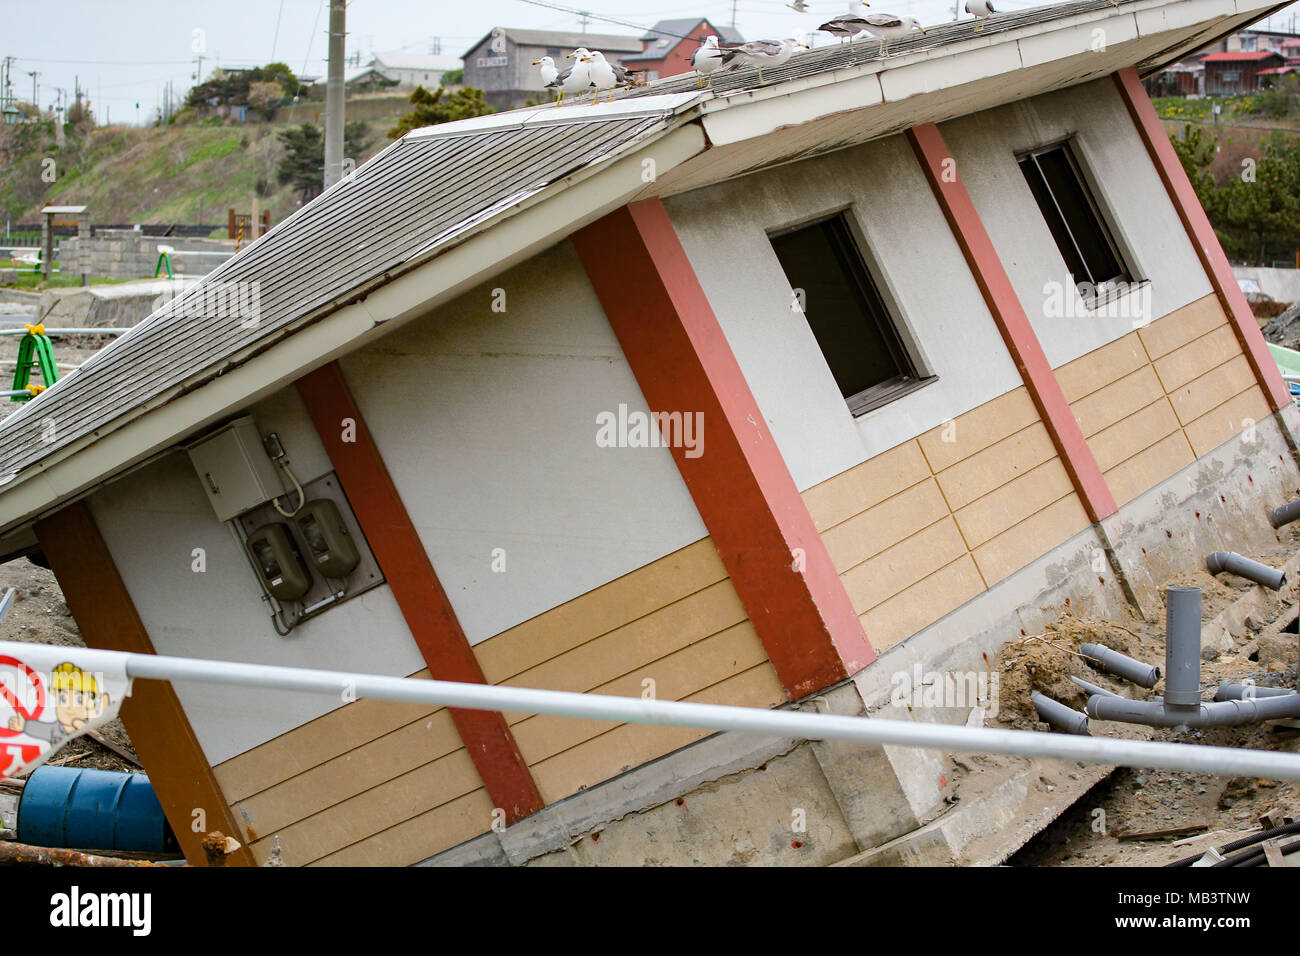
xmin=0 ymin=107 xmax=405 ymax=231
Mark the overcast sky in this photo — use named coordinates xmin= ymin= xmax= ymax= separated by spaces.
xmin=6 ymin=0 xmax=1300 ymax=125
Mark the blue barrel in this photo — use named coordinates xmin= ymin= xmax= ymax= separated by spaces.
xmin=17 ymin=766 xmax=175 ymax=853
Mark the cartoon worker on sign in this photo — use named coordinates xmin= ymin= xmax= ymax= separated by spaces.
xmin=7 ymin=662 xmax=110 ymax=746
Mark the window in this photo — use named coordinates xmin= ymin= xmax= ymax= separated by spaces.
xmin=770 ymin=213 xmax=932 ymax=415
xmin=1018 ymin=142 xmax=1130 ymax=299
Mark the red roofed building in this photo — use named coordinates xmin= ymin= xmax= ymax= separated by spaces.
xmin=1202 ymin=50 xmax=1284 ymax=94
xmin=620 ymin=17 xmax=744 ymax=81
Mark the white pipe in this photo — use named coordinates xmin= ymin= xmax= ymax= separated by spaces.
xmin=4 ymin=641 xmax=1299 ymax=781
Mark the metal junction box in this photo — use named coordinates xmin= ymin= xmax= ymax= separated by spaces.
xmin=238 ymin=471 xmax=384 ymax=625
xmin=186 ymin=417 xmax=285 ymax=522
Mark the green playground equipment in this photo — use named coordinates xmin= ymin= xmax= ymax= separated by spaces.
xmin=154 ymin=248 xmax=174 ymax=279
xmin=10 ymin=324 xmax=59 ymax=402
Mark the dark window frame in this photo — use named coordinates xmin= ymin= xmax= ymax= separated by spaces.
xmin=769 ymin=211 xmax=935 ymax=417
xmin=1017 ymin=140 xmax=1133 ymax=303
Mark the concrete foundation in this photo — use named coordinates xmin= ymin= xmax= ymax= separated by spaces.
xmin=414 ymin=412 xmax=1300 ymax=867
xmin=36 ymin=279 xmax=202 ymax=329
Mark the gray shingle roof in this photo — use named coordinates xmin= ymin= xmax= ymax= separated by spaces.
xmin=0 ymin=104 xmax=691 ymax=484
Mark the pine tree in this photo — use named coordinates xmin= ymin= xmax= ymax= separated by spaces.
xmin=387 ymin=86 xmax=494 ymax=139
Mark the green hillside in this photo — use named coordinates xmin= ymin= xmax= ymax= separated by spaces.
xmin=0 ymin=110 xmax=403 ymax=231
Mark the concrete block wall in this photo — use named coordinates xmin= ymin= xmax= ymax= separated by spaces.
xmin=61 ymin=230 xmax=235 ymax=278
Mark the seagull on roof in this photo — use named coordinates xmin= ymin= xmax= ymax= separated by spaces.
xmin=819 ymin=1 xmax=873 ymax=43
xmin=583 ymin=51 xmax=622 ymax=104
xmin=964 ymin=0 xmax=994 ymax=29
xmin=858 ymin=14 xmax=926 ymax=56
xmin=719 ymin=36 xmax=808 ymax=85
xmin=532 ymin=55 xmax=559 ymax=88
xmin=547 ymin=54 xmax=593 ymax=105
xmin=691 ymin=35 xmax=726 ymax=88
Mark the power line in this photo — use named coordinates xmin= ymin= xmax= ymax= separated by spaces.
xmin=271 ymin=0 xmax=286 ymax=61
xmin=302 ymin=0 xmax=327 ymax=76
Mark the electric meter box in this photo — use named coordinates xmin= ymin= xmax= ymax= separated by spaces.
xmin=245 ymin=523 xmax=313 ymax=602
xmin=294 ymin=499 xmax=360 ymax=578
xmin=186 ymin=417 xmax=285 ymax=522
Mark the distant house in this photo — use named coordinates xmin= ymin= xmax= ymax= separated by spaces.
xmin=461 ymin=27 xmax=643 ymax=109
xmin=1202 ymin=50 xmax=1284 ymax=94
xmin=621 ymin=18 xmax=744 ymax=81
xmin=1148 ymin=58 xmax=1204 ymax=96
xmin=369 ymin=52 xmax=463 ymax=90
xmin=344 ymin=65 xmax=399 ymax=94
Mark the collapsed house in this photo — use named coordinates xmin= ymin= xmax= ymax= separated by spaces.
xmin=0 ymin=0 xmax=1296 ymax=866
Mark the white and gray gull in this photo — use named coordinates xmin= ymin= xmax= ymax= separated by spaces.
xmin=532 ymin=55 xmax=559 ymax=87
xmin=819 ymin=1 xmax=874 ymax=43
xmin=964 ymin=0 xmax=995 ymax=29
xmin=690 ymin=34 xmax=725 ymax=88
xmin=546 ymin=54 xmax=593 ymax=105
xmin=856 ymin=14 xmax=926 ymax=56
xmin=718 ymin=36 xmax=808 ymax=85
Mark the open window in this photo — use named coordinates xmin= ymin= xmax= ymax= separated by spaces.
xmin=1018 ymin=142 xmax=1131 ymax=302
xmin=770 ymin=212 xmax=933 ymax=416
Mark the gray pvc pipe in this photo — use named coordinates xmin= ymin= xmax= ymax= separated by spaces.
xmin=1214 ymin=684 xmax=1297 ymax=702
xmin=1205 ymin=552 xmax=1286 ymax=590
xmin=1269 ymin=498 xmax=1300 ymax=529
xmin=1031 ymin=691 xmax=1091 ymax=735
xmin=1164 ymin=586 xmax=1203 ymax=708
xmin=1087 ymin=692 xmax=1300 ymax=728
xmin=1080 ymin=643 xmax=1161 ymax=689
xmin=1070 ymin=675 xmax=1122 ymax=699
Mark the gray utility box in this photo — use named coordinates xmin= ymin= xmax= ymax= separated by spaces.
xmin=186 ymin=416 xmax=286 ymax=522
xmin=238 ymin=471 xmax=385 ymax=627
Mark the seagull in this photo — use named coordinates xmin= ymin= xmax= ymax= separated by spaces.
xmin=585 ymin=51 xmax=618 ymax=104
xmin=964 ymin=0 xmax=994 ymax=29
xmin=819 ymin=1 xmax=873 ymax=43
xmin=604 ymin=54 xmax=642 ymax=88
xmin=857 ymin=14 xmax=926 ymax=56
xmin=691 ymin=35 xmax=726 ymax=88
xmin=547 ymin=55 xmax=593 ymax=105
xmin=532 ymin=55 xmax=559 ymax=88
xmin=786 ymin=0 xmax=811 ymax=10
xmin=719 ymin=36 xmax=808 ymax=85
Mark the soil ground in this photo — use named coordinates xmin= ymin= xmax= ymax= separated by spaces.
xmin=1005 ymin=529 xmax=1300 ymax=866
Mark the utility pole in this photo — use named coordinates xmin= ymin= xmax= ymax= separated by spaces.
xmin=26 ymin=70 xmax=38 ymax=111
xmin=193 ymin=53 xmax=206 ymax=85
xmin=731 ymin=0 xmax=737 ymax=29
xmin=54 ymin=87 xmax=65 ymax=146
xmin=323 ymin=0 xmax=345 ymax=189
xmin=1 ymin=57 xmax=14 ymax=110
